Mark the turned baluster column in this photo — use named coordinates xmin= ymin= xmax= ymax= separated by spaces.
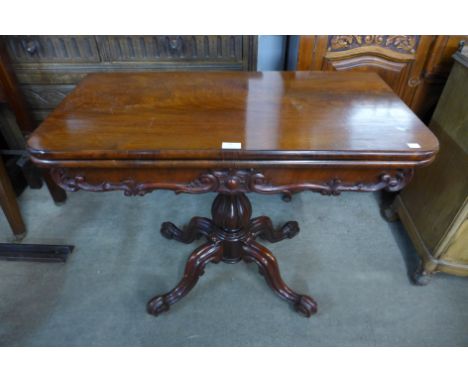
xmin=211 ymin=192 xmax=251 ymax=264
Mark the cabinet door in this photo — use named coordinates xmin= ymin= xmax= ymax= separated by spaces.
xmin=297 ymin=35 xmax=434 ymax=108
xmin=411 ymin=35 xmax=468 ymax=122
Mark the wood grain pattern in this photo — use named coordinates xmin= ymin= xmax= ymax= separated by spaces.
xmin=297 ymin=36 xmax=434 ymax=110
xmin=27 ymin=71 xmax=438 ymax=163
xmin=2 ymin=36 xmax=257 ymax=125
xmin=296 ymin=35 xmax=468 ymax=123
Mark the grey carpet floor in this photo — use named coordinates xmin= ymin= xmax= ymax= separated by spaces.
xmin=0 ymin=186 xmax=467 ymax=346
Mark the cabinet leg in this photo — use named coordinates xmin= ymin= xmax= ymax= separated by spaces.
xmin=42 ymin=170 xmax=67 ymax=205
xmin=0 ymin=156 xmax=26 ymax=239
xmin=412 ymin=261 xmax=433 ymax=286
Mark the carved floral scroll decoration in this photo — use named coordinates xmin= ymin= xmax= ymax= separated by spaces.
xmin=329 ymin=35 xmax=419 ymax=53
xmin=51 ymin=168 xmax=413 ymax=198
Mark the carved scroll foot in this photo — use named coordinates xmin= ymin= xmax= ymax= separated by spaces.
xmin=161 ymin=217 xmax=214 ymax=244
xmin=243 ymin=241 xmax=317 ymax=317
xmin=294 ymin=296 xmax=318 ymax=317
xmin=147 ymin=242 xmax=223 ymax=316
xmin=249 ymin=216 xmax=299 ymax=243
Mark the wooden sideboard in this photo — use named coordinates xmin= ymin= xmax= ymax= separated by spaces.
xmin=1 ymin=36 xmax=257 ymax=123
xmin=296 ymin=35 xmax=467 ymax=123
xmin=394 ymin=46 xmax=468 ymax=283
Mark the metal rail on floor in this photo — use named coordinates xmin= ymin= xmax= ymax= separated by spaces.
xmin=0 ymin=243 xmax=74 ymax=262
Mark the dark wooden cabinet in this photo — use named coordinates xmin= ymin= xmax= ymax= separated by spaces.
xmin=296 ymin=35 xmax=467 ymax=122
xmin=1 ymin=35 xmax=257 ymax=122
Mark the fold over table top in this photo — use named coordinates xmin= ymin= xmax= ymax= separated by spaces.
xmin=27 ymin=71 xmax=438 ymax=166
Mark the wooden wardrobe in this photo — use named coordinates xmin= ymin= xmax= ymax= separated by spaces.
xmin=295 ymin=35 xmax=467 ymax=123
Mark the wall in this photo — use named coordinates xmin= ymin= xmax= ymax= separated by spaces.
xmin=257 ymin=36 xmax=287 ymax=70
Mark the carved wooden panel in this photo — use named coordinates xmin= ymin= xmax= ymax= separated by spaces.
xmin=104 ymin=36 xmax=243 ymax=62
xmin=20 ymin=85 xmax=75 ymax=109
xmin=296 ymin=35 xmax=435 ymax=110
xmin=328 ymin=35 xmax=420 ymax=54
xmin=6 ymin=36 xmax=100 ymax=63
xmin=321 ymin=55 xmax=410 ymax=97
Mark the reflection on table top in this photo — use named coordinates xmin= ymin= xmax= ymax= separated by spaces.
xmin=27 ymin=71 xmax=438 ymax=162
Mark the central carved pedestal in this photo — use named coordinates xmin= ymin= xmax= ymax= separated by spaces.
xmin=147 ymin=192 xmax=317 ymax=317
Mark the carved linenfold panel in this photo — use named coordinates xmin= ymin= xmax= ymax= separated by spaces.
xmin=329 ymin=35 xmax=419 ymax=54
xmin=51 ymin=168 xmax=414 ymax=197
xmin=21 ymin=85 xmax=75 ymax=109
xmin=106 ymin=36 xmax=243 ymax=62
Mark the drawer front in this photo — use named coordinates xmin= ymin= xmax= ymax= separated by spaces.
xmin=105 ymin=36 xmax=243 ymax=62
xmin=6 ymin=36 xmax=101 ymax=63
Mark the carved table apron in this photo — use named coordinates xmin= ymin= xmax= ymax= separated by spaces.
xmin=27 ymin=71 xmax=438 ymax=317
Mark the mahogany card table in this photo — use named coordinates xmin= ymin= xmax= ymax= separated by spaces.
xmin=27 ymin=72 xmax=438 ymax=317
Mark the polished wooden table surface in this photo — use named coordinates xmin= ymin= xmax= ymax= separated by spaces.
xmin=29 ymin=71 xmax=437 ymax=161
xmin=27 ymin=71 xmax=438 ymax=317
